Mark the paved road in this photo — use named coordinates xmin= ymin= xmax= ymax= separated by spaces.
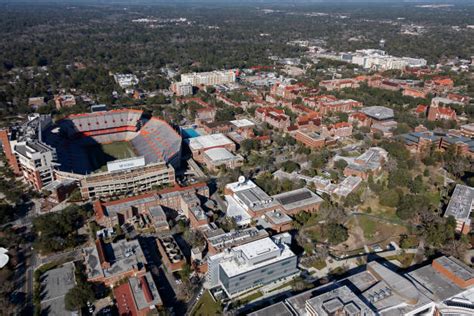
xmin=36 ymin=248 xmax=82 ymax=267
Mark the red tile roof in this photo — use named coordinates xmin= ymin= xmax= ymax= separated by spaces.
xmin=114 ymin=283 xmax=138 ymax=316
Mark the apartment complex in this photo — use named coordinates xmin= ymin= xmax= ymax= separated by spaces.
xmin=180 ymin=70 xmax=236 ymax=86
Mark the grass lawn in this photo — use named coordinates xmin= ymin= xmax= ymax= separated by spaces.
xmin=238 ymin=291 xmax=263 ymax=304
xmin=192 ymin=291 xmax=222 ymax=316
xmin=358 ymin=216 xmax=377 ymax=239
xmin=86 ymin=141 xmax=136 ymax=171
xmin=311 ymin=259 xmax=327 ymax=270
xmin=385 ymin=252 xmax=415 ymax=268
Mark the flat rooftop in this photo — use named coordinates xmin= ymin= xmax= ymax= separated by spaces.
xmin=434 ymin=256 xmax=474 ymax=282
xmin=187 ymin=133 xmax=234 ymax=150
xmin=265 ymin=210 xmax=293 ymax=225
xmin=129 ymin=272 xmax=163 ymax=310
xmin=444 ymin=184 xmax=474 ymax=221
xmin=272 ymin=188 xmax=323 ymax=211
xmin=248 ymin=302 xmax=293 ymax=316
xmin=361 ymin=106 xmax=394 ymax=120
xmin=231 ymin=119 xmax=255 ymax=128
xmin=204 ymin=147 xmax=239 ymax=162
xmin=220 ymin=238 xmax=296 ymax=278
xmin=306 ymin=285 xmax=374 ymax=316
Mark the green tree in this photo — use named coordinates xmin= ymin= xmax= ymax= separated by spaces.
xmin=64 ymin=283 xmax=95 ymax=311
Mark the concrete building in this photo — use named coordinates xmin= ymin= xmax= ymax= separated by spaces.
xmin=181 ymin=70 xmax=236 ymax=86
xmin=170 ymin=81 xmax=193 ymax=96
xmin=338 ymin=147 xmax=388 ymax=179
xmin=305 ymin=285 xmax=374 ymax=316
xmin=225 ymin=178 xmax=282 ymax=225
xmin=444 ymin=184 xmax=474 ymax=234
xmin=113 ymin=272 xmax=163 ymax=316
xmin=187 ymin=133 xmax=236 ymax=163
xmin=113 ymin=73 xmax=139 ymax=88
xmin=272 ymin=188 xmax=323 ymax=215
xmin=0 ymin=114 xmax=56 ymax=190
xmin=79 ymin=160 xmax=176 ymax=199
xmin=202 ymin=147 xmax=244 ymax=171
xmin=84 ymin=238 xmax=147 ymax=286
xmin=205 ymin=227 xmax=269 ymax=255
xmin=206 ymin=237 xmax=299 ymax=297
xmin=261 ymin=210 xmax=293 ymax=233
xmin=371 ymin=120 xmax=398 ymax=137
xmin=361 ymin=106 xmax=394 ymax=123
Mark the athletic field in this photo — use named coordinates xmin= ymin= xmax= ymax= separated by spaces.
xmin=86 ymin=141 xmax=136 ymax=171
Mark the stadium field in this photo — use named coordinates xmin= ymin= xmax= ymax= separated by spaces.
xmin=87 ymin=141 xmax=136 ymax=171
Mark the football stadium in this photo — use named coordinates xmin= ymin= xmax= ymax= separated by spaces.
xmin=41 ymin=109 xmax=182 ymax=198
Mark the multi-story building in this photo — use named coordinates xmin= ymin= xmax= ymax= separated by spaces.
xmin=319 ymin=78 xmax=360 ymax=91
xmin=292 ymin=130 xmax=326 ymax=149
xmin=180 ymin=70 xmax=236 ymax=86
xmin=170 ymin=81 xmax=193 ymax=96
xmin=360 ymin=106 xmax=395 ymax=123
xmin=156 ymin=235 xmax=186 ymax=272
xmin=251 ymin=257 xmax=474 ymax=316
xmin=79 ymin=160 xmax=176 ymax=199
xmin=427 ymin=98 xmax=458 ymax=122
xmin=255 ymin=107 xmax=291 ymax=130
xmin=270 ymin=82 xmax=306 ymax=100
xmin=272 ymin=188 xmax=323 ymax=215
xmin=202 ymin=147 xmax=244 ymax=172
xmin=403 ymin=86 xmax=428 ymax=99
xmin=113 ymin=73 xmax=139 ymax=88
xmin=113 ymin=272 xmax=163 ymax=316
xmin=206 ymin=237 xmax=299 ymax=297
xmin=321 ymin=122 xmax=353 ymax=138
xmin=94 ymin=182 xmax=209 ymax=229
xmin=401 ymin=130 xmax=474 ymax=158
xmin=318 ymin=99 xmax=362 ymax=116
xmin=461 ymin=123 xmax=474 ymax=138
xmin=84 ymin=238 xmax=147 ymax=286
xmin=0 ymin=114 xmax=56 ymax=190
xmin=338 ymin=147 xmax=388 ymax=179
xmin=443 ymin=184 xmax=474 ymax=234
xmin=187 ymin=133 xmax=236 ymax=163
xmin=204 ymin=227 xmax=269 ymax=255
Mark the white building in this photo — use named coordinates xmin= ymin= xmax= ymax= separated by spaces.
xmin=114 ymin=74 xmax=139 ymax=88
xmin=180 ymin=70 xmax=236 ymax=86
xmin=206 ymin=237 xmax=299 ymax=297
